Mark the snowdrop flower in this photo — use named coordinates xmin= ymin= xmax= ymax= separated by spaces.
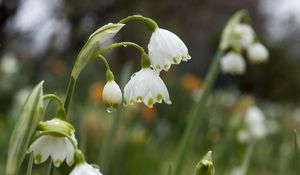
xmin=245 ymin=106 xmax=268 ymax=139
xmin=123 ymin=68 xmax=171 ymax=108
xmin=70 ymin=163 xmax=102 ymax=175
xmin=102 ymin=80 xmax=122 ymax=112
xmin=148 ymin=28 xmax=191 ymax=71
xmin=247 ymin=43 xmax=269 ymax=63
xmin=220 ymin=52 xmax=246 ymax=74
xmin=28 ymin=134 xmax=77 ymax=167
xmin=230 ymin=23 xmax=255 ymax=49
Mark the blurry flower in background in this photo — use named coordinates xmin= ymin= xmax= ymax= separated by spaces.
xmin=131 ymin=127 xmax=148 ymax=145
xmin=180 ymin=73 xmax=203 ymax=93
xmin=51 ymin=59 xmax=67 ymax=76
xmin=220 ymin=52 xmax=246 ymax=74
xmin=140 ymin=106 xmax=157 ymax=123
xmin=230 ymin=23 xmax=255 ymax=49
xmin=247 ymin=43 xmax=269 ymax=63
xmin=89 ymin=82 xmax=104 ymax=103
xmin=237 ymin=106 xmax=269 ymax=142
xmin=148 ymin=28 xmax=191 ymax=72
xmin=0 ymin=53 xmax=19 ymax=75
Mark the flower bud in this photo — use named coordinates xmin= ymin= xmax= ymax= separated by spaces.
xmin=195 ymin=151 xmax=215 ymax=175
xmin=102 ymin=80 xmax=122 ymax=112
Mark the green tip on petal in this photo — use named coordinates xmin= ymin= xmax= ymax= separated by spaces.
xmin=195 ymin=151 xmax=215 ymax=175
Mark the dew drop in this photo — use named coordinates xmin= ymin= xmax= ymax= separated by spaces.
xmin=123 ymin=44 xmax=128 ymax=47
xmin=131 ymin=73 xmax=136 ymax=78
xmin=107 ymin=108 xmax=116 ymax=113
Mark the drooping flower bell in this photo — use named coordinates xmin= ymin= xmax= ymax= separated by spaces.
xmin=28 ymin=118 xmax=77 ymax=167
xmin=220 ymin=52 xmax=246 ymax=75
xmin=244 ymin=106 xmax=268 ymax=139
xmin=70 ymin=163 xmax=103 ymax=175
xmin=102 ymin=70 xmax=122 ymax=112
xmin=247 ymin=42 xmax=269 ymax=63
xmin=148 ymin=28 xmax=191 ymax=72
xmin=123 ymin=67 xmax=171 ymax=108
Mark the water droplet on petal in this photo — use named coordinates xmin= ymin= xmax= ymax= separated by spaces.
xmin=131 ymin=73 xmax=136 ymax=78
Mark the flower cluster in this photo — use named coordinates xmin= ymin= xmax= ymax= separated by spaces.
xmin=220 ymin=22 xmax=269 ymax=74
xmin=102 ymin=21 xmax=190 ymax=109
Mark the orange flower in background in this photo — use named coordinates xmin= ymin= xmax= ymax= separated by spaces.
xmin=89 ymin=82 xmax=104 ymax=102
xmin=51 ymin=60 xmax=67 ymax=76
xmin=180 ymin=73 xmax=203 ymax=93
xmin=140 ymin=106 xmax=157 ymax=123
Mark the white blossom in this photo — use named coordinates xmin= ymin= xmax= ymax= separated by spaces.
xmin=1 ymin=54 xmax=19 ymax=74
xmin=148 ymin=28 xmax=191 ymax=72
xmin=230 ymin=23 xmax=255 ymax=49
xmin=102 ymin=80 xmax=122 ymax=111
xmin=28 ymin=134 xmax=77 ymax=167
xmin=70 ymin=163 xmax=102 ymax=175
xmin=247 ymin=43 xmax=269 ymax=63
xmin=245 ymin=106 xmax=268 ymax=140
xmin=220 ymin=52 xmax=246 ymax=74
xmin=123 ymin=68 xmax=171 ymax=108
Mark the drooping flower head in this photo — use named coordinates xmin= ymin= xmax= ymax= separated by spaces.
xmin=220 ymin=52 xmax=246 ymax=75
xmin=123 ymin=68 xmax=171 ymax=108
xmin=244 ymin=106 xmax=268 ymax=139
xmin=247 ymin=42 xmax=269 ymax=63
xmin=102 ymin=80 xmax=122 ymax=112
xmin=148 ymin=28 xmax=191 ymax=72
xmin=28 ymin=118 xmax=77 ymax=167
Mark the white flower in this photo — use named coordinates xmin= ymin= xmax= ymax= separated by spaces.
xmin=123 ymin=68 xmax=171 ymax=108
xmin=102 ymin=80 xmax=122 ymax=111
xmin=245 ymin=106 xmax=268 ymax=139
xmin=220 ymin=52 xmax=246 ymax=74
xmin=1 ymin=53 xmax=18 ymax=74
xmin=148 ymin=28 xmax=191 ymax=71
xmin=230 ymin=23 xmax=255 ymax=49
xmin=70 ymin=163 xmax=102 ymax=175
xmin=247 ymin=43 xmax=269 ymax=63
xmin=28 ymin=134 xmax=77 ymax=167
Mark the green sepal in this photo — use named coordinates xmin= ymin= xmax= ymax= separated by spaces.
xmin=141 ymin=53 xmax=151 ymax=68
xmin=219 ymin=10 xmax=248 ymax=50
xmin=71 ymin=23 xmax=125 ymax=79
xmin=37 ymin=118 xmax=75 ymax=137
xmin=194 ymin=151 xmax=215 ymax=175
xmin=106 ymin=70 xmax=115 ymax=82
xmin=6 ymin=81 xmax=44 ymax=175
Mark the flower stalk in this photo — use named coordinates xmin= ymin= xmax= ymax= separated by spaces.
xmin=173 ymin=49 xmax=224 ymax=175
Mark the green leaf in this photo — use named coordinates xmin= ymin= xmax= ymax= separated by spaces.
xmin=6 ymin=81 xmax=44 ymax=175
xmin=219 ymin=10 xmax=248 ymax=50
xmin=71 ymin=23 xmax=125 ymax=79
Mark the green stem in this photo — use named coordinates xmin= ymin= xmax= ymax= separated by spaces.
xmin=43 ymin=94 xmax=66 ymax=120
xmin=47 ymin=161 xmax=54 ymax=175
xmin=64 ymin=76 xmax=76 ymax=115
xmin=240 ymin=142 xmax=255 ymax=175
xmin=118 ymin=15 xmax=158 ymax=31
xmin=97 ymin=54 xmax=111 ymax=71
xmin=173 ymin=49 xmax=224 ymax=175
xmin=26 ymin=153 xmax=34 ymax=175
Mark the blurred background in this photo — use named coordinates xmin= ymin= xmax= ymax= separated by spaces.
xmin=1 ymin=0 xmax=300 ymax=174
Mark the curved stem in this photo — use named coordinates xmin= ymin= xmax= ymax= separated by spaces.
xmin=43 ymin=94 xmax=64 ymax=109
xmin=118 ymin=15 xmax=158 ymax=31
xmin=43 ymin=94 xmax=66 ymax=120
xmin=97 ymin=54 xmax=111 ymax=71
xmin=64 ymin=41 xmax=145 ymax=115
xmin=95 ymin=41 xmax=145 ymax=56
xmin=173 ymin=49 xmax=224 ymax=175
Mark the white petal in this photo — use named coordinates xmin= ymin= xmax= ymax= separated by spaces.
xmin=247 ymin=43 xmax=269 ymax=63
xmin=70 ymin=163 xmax=102 ymax=175
xmin=50 ymin=137 xmax=67 ymax=167
xmin=220 ymin=52 xmax=246 ymax=74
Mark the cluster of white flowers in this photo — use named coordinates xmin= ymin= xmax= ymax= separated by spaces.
xmin=102 ymin=26 xmax=190 ymax=109
xmin=237 ymin=106 xmax=269 ymax=142
xmin=220 ymin=23 xmax=269 ymax=74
